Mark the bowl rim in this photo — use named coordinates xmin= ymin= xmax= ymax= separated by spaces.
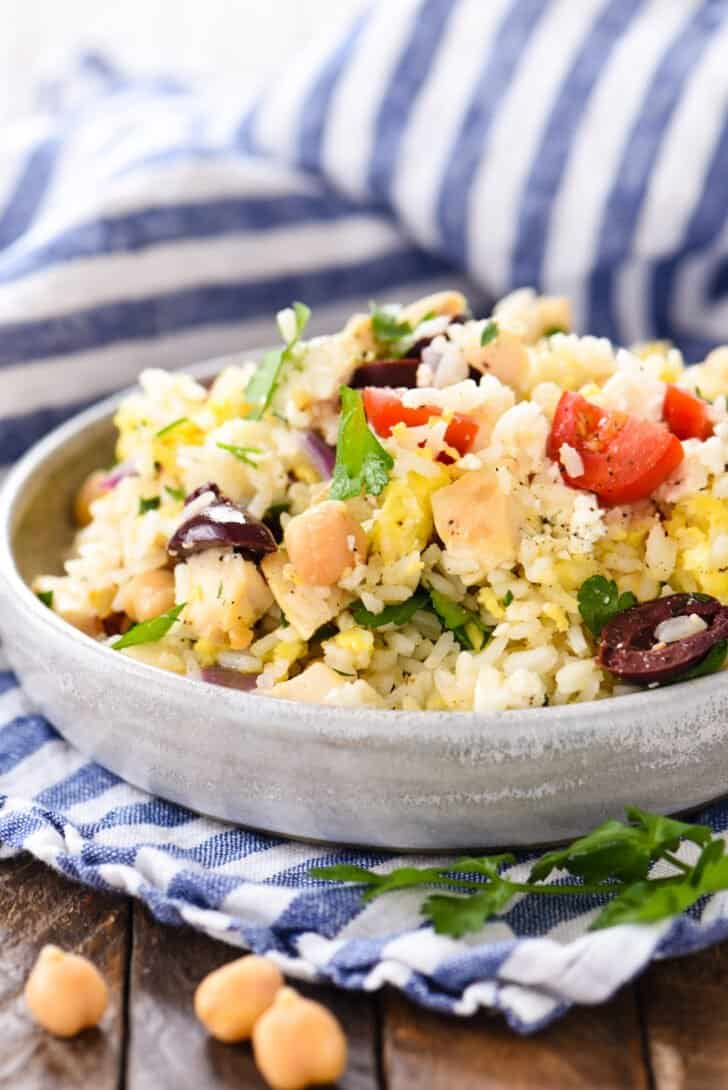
xmin=0 ymin=353 xmax=723 ymax=742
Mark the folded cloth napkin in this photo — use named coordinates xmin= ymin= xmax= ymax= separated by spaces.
xmin=2 ymin=0 xmax=728 ymax=1032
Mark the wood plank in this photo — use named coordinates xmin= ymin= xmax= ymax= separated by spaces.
xmin=639 ymin=944 xmax=728 ymax=1089
xmin=0 ymin=854 xmax=129 ymax=1090
xmin=382 ymin=986 xmax=648 ymax=1090
xmin=127 ymin=901 xmax=380 ymax=1090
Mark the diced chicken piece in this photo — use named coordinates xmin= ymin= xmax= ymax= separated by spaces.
xmin=284 ymin=501 xmax=367 ymax=585
xmin=402 ymin=290 xmax=467 ymax=327
xmin=261 ymin=550 xmax=352 ymax=640
xmin=269 ymin=663 xmax=350 ymax=704
xmin=175 ymin=551 xmax=273 ymax=650
xmin=493 ymin=288 xmax=571 ymax=343
xmin=432 ymin=468 xmax=521 ymax=573
xmin=468 ymin=329 xmax=531 ymax=395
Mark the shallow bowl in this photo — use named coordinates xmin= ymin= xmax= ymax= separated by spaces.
xmin=1 ymin=357 xmax=727 ymax=850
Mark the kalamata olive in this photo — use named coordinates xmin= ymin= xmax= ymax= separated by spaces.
xmin=184 ymin=481 xmax=221 ymax=505
xmin=168 ymin=487 xmax=276 ymax=561
xmin=350 ymin=359 xmax=420 ymax=388
xmin=598 ymin=593 xmax=728 ymax=684
xmin=200 ymin=667 xmax=258 ymax=691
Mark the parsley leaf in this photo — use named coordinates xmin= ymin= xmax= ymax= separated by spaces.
xmin=577 ymin=575 xmax=638 ymax=637
xmin=330 ymin=387 xmax=393 ymax=500
xmin=430 ymin=589 xmax=491 ymax=651
xmin=544 ymin=325 xmax=567 ymax=337
xmin=155 ymin=417 xmax=189 ymax=438
xmin=112 ymin=603 xmax=186 ymax=651
xmin=245 ymin=301 xmax=311 ymax=419
xmin=311 ymin=808 xmax=724 ymax=939
xmin=351 ymin=589 xmax=430 ymax=628
xmin=502 ymin=590 xmax=514 ymax=607
xmin=165 ymin=485 xmax=186 ymax=502
xmin=670 ymin=639 xmax=728 ymax=683
xmin=480 ymin=319 xmax=499 ymax=346
xmin=139 ymin=496 xmax=161 ymax=515
xmin=36 ymin=590 xmax=53 ymax=608
xmin=216 ymin=442 xmax=262 ymax=467
xmin=370 ymin=303 xmax=412 ymax=355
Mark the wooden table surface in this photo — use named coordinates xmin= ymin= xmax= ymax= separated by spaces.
xmin=3 ymin=854 xmax=728 ymax=1090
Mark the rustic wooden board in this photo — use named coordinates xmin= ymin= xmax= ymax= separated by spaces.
xmin=382 ymin=987 xmax=649 ymax=1090
xmin=639 ymin=945 xmax=728 ymax=1089
xmin=0 ymin=854 xmax=128 ymax=1090
xmin=127 ymin=901 xmax=380 ymax=1090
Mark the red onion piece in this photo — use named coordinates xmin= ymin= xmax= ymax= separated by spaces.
xmin=101 ymin=460 xmax=138 ymax=489
xmin=201 ymin=667 xmax=258 ymax=691
xmin=350 ymin=359 xmax=420 ymax=389
xmin=300 ymin=432 xmax=335 ymax=479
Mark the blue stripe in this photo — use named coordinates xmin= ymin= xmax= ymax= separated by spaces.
xmin=435 ymin=0 xmax=548 ymax=262
xmin=0 ymin=194 xmax=371 ymax=286
xmin=35 ymin=762 xmax=120 ymax=810
xmin=0 ymin=716 xmax=56 ymax=777
xmin=708 ymin=256 xmax=728 ymax=303
xmin=0 ymin=248 xmax=453 ymax=367
xmin=0 ymin=136 xmax=61 ymax=249
xmin=510 ymin=0 xmax=644 ymax=290
xmin=366 ymin=0 xmax=454 ymax=203
xmin=296 ymin=6 xmax=371 ymax=172
xmin=0 ymin=397 xmax=97 ymax=464
xmin=0 ymin=674 xmax=17 ymax=696
xmin=651 ymin=117 xmax=728 ymax=352
xmin=587 ymin=0 xmax=722 ymax=340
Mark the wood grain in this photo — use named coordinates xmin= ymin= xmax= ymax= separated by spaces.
xmin=0 ymin=853 xmax=128 ymax=1090
xmin=382 ymin=987 xmax=649 ymax=1090
xmin=127 ymin=901 xmax=380 ymax=1090
xmin=640 ymin=945 xmax=728 ymax=1089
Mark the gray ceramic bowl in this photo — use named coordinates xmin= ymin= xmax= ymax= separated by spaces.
xmin=1 ymin=357 xmax=727 ymax=850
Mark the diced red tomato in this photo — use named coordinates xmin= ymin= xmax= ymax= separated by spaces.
xmin=663 ymin=384 xmax=713 ymax=441
xmin=548 ymin=391 xmax=684 ymax=505
xmin=362 ymin=388 xmax=478 ymax=456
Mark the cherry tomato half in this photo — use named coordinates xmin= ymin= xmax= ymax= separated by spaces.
xmin=548 ymin=392 xmax=684 ymax=505
xmin=663 ymin=384 xmax=713 ymax=441
xmin=362 ymin=388 xmax=478 ymax=456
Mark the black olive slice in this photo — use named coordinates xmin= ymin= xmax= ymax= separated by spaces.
xmin=598 ymin=593 xmax=728 ymax=685
xmin=168 ymin=485 xmax=276 ymax=561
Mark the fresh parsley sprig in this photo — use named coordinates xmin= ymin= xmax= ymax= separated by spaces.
xmin=330 ymin=387 xmax=393 ymax=500
xmin=310 ymin=807 xmax=728 ymax=938
xmin=245 ymin=301 xmax=311 ymax=420
xmin=369 ymin=303 xmax=413 ymax=357
xmin=578 ymin=575 xmax=637 ymax=637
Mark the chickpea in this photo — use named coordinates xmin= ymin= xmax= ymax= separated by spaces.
xmin=73 ymin=471 xmax=108 ymax=527
xmin=24 ymin=944 xmax=108 ymax=1038
xmin=284 ymin=501 xmax=367 ymax=586
xmin=252 ymin=987 xmax=347 ymax=1090
xmin=116 ymin=569 xmax=176 ymax=623
xmin=59 ymin=609 xmax=104 ymax=638
xmin=194 ymin=954 xmax=283 ymax=1043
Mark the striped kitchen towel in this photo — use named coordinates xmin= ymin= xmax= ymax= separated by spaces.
xmin=2 ymin=0 xmax=728 ymax=1032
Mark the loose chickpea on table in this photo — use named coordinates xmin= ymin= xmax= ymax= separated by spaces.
xmin=24 ymin=945 xmax=108 ymax=1038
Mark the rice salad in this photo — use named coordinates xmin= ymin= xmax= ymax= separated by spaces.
xmin=34 ymin=289 xmax=728 ymax=711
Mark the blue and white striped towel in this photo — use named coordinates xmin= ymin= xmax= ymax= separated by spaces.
xmin=2 ymin=0 xmax=728 ymax=1032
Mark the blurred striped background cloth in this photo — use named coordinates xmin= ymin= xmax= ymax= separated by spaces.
xmin=1 ymin=0 xmax=727 ymax=472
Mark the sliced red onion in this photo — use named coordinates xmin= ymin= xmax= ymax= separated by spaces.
xmin=300 ymin=432 xmax=335 ymax=479
xmin=101 ymin=460 xmax=138 ymax=489
xmin=350 ymin=359 xmax=420 ymax=389
xmin=201 ymin=667 xmax=258 ymax=691
xmin=168 ymin=486 xmax=276 ymax=560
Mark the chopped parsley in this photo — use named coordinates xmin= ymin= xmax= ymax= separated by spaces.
xmin=311 ymin=806 xmax=728 ymax=938
xmin=351 ymin=589 xmax=430 ymax=628
xmin=577 ymin=575 xmax=637 ymax=637
xmin=430 ymin=589 xmax=491 ymax=651
xmin=155 ymin=417 xmax=189 ymax=438
xmin=138 ymin=496 xmax=161 ymax=515
xmin=670 ymin=640 xmax=728 ymax=684
xmin=369 ymin=303 xmax=412 ymax=355
xmin=502 ymin=590 xmax=514 ymax=607
xmin=165 ymin=485 xmax=186 ymax=502
xmin=245 ymin=301 xmax=310 ymax=420
xmin=480 ymin=319 xmax=499 ymax=346
xmin=112 ymin=603 xmax=186 ymax=651
xmin=330 ymin=387 xmax=393 ymax=500
xmin=216 ymin=442 xmax=262 ymax=467
xmin=36 ymin=590 xmax=54 ymax=609
xmin=544 ymin=325 xmax=567 ymax=337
